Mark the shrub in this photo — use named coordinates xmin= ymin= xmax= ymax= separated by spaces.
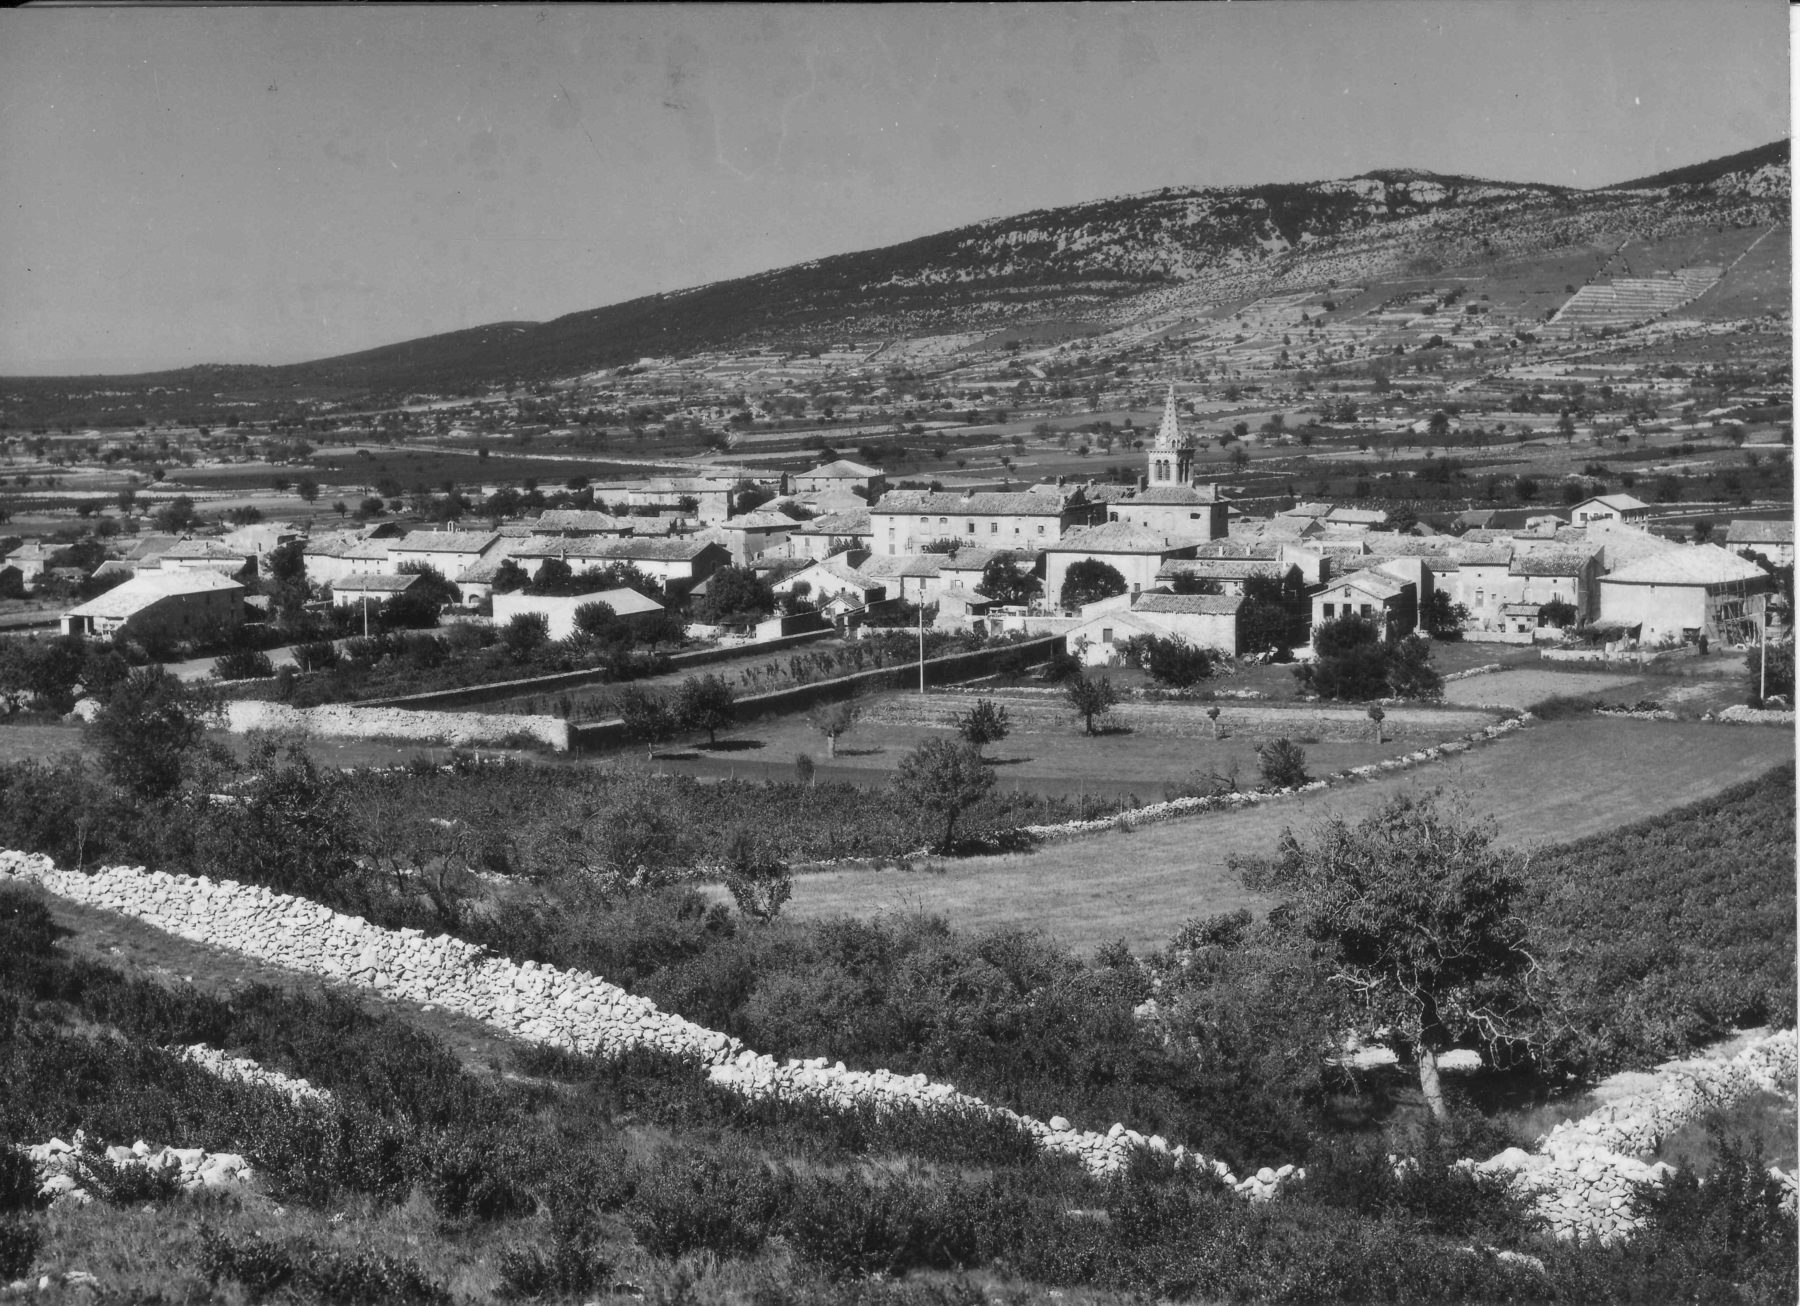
xmin=502 ymin=612 xmax=551 ymax=663
xmin=675 ymin=673 xmax=737 ymax=745
xmin=497 ymin=1214 xmax=614 ymax=1300
xmin=0 ymin=1218 xmax=37 ymax=1281
xmin=955 ymin=697 xmax=1011 ymax=754
xmin=893 ymin=739 xmax=996 ymax=852
xmin=93 ymin=667 xmax=211 ymax=800
xmin=199 ymin=1229 xmax=450 ymax=1305
xmin=721 ymin=830 xmax=793 ymax=925
xmin=629 ymin=1142 xmax=789 ymax=1260
xmin=1255 ymin=737 xmax=1309 ymax=791
xmin=1065 ymin=674 xmax=1120 ymax=735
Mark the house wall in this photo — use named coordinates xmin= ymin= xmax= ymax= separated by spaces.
xmin=104 ymin=588 xmax=243 ymax=643
xmin=1044 ymin=549 xmax=1182 ymax=606
xmin=1140 ymin=609 xmax=1242 ymax=657
xmin=491 ymin=591 xmax=661 ymax=642
xmin=1599 ymin=580 xmax=1769 ymax=646
xmin=1108 ymin=501 xmax=1228 ymax=539
xmin=873 ymin=508 xmax=1074 ymax=555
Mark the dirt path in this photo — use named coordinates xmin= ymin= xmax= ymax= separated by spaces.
xmin=781 ymin=718 xmax=1796 ymax=956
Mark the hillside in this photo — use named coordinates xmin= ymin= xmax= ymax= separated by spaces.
xmin=3 ymin=140 xmax=1788 ymax=401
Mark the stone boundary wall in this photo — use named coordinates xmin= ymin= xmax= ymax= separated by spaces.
xmin=225 ymin=701 xmax=569 ymax=752
xmin=1442 ymin=663 xmax=1504 ymax=682
xmin=357 ymin=629 xmax=835 ymax=712
xmin=3 ymin=849 xmax=1791 ymax=1238
xmin=1715 ymin=705 xmax=1797 ymax=726
xmin=1015 ymin=715 xmax=1530 ymax=842
xmin=568 ymin=635 xmax=1065 ymax=753
xmin=178 ymin=1044 xmax=333 ymax=1106
xmin=20 ymin=1133 xmax=254 ymax=1208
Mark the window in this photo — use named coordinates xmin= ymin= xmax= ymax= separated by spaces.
xmin=990 ymin=522 xmax=999 ymax=534
xmin=1322 ymin=602 xmax=1335 ymax=618
xmin=1361 ymin=603 xmax=1374 ymax=616
xmin=967 ymin=522 xmax=975 ymax=534
xmin=1102 ymin=627 xmax=1113 ymax=644
xmin=1037 ymin=524 xmax=1046 ymax=534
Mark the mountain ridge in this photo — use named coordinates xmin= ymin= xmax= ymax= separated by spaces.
xmin=6 ymin=140 xmax=1787 ymax=394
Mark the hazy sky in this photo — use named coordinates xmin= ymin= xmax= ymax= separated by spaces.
xmin=0 ymin=2 xmax=1787 ymax=375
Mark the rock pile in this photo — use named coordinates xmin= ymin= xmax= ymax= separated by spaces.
xmin=225 ymin=700 xmax=567 ymax=751
xmin=1715 ymin=704 xmax=1797 ymax=727
xmin=177 ymin=1045 xmax=333 ymax=1106
xmin=19 ymin=1133 xmax=253 ymax=1208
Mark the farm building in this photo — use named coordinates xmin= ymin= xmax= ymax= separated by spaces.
xmin=1569 ymin=494 xmax=1652 ymax=527
xmin=872 ymin=487 xmax=1095 ymax=556
xmin=1725 ymin=518 xmax=1794 ymax=568
xmin=328 ymin=573 xmax=423 ymax=608
xmin=2 ymin=543 xmax=55 ymax=588
xmin=1044 ymin=522 xmax=1201 ymax=605
xmin=491 ymin=587 xmax=665 ymax=642
xmin=61 ymin=571 xmax=244 ymax=642
xmin=1128 ymin=592 xmax=1245 ymax=656
xmin=528 ymin=510 xmax=631 ymax=538
xmin=773 ymin=554 xmax=886 ymax=608
xmin=791 ymin=459 xmax=886 ymax=503
xmin=507 ymin=537 xmax=730 ymax=598
xmin=1597 ymin=545 xmax=1772 ymax=647
xmin=157 ymin=539 xmax=256 ymax=580
xmin=1311 ymin=568 xmax=1417 ymax=643
xmin=710 ymin=510 xmax=799 ymax=564
xmin=783 ymin=508 xmax=874 ymax=562
xmin=387 ymin=530 xmax=504 ymax=578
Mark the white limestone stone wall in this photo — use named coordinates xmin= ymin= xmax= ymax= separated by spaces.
xmin=1020 ymin=715 xmax=1529 ymax=840
xmin=20 ymin=1134 xmax=253 ymax=1208
xmin=225 ymin=700 xmax=568 ymax=751
xmin=178 ymin=1045 xmax=333 ymax=1106
xmin=2 ymin=847 xmax=1790 ymax=1227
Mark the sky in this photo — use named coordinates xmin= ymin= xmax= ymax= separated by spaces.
xmin=0 ymin=2 xmax=1788 ymax=375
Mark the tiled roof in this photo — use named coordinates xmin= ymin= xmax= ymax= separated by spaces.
xmin=392 ymin=531 xmax=500 ymax=554
xmin=511 ymin=536 xmax=722 ymax=562
xmin=161 ymin=539 xmax=250 ymax=561
xmin=1129 ymin=484 xmax=1220 ymax=505
xmin=857 ymin=554 xmax=943 ymax=579
xmin=1132 ymin=592 xmax=1245 ymax=617
xmin=1156 ymin=558 xmax=1278 ymax=581
xmin=1323 ymin=571 xmax=1408 ymax=601
xmin=531 ymin=510 xmax=622 ymax=533
xmin=1726 ymin=519 xmax=1794 ymax=544
xmin=1509 ymin=550 xmax=1595 ymax=577
xmin=332 ymin=574 xmax=421 ymax=593
xmin=1603 ymin=545 xmax=1770 ymax=586
xmin=1451 ymin=543 xmax=1515 ymax=566
xmin=876 ymin=490 xmax=1077 ymax=516
xmin=793 ymin=508 xmax=872 ymax=535
xmin=801 ymin=459 xmax=881 ymax=479
xmin=64 ymin=570 xmax=242 ymax=619
xmin=1051 ymin=522 xmax=1196 ymax=554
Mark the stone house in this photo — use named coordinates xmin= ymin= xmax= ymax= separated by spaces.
xmin=1311 ymin=568 xmax=1417 ymax=642
xmin=1598 ymin=545 xmax=1772 ymax=646
xmin=62 ymin=571 xmax=244 ymax=642
xmin=791 ymin=459 xmax=886 ymax=504
xmin=1569 ymin=494 xmax=1652 ymax=527
xmin=1043 ymin=522 xmax=1201 ymax=607
xmin=871 ymin=487 xmax=1095 ymax=556
xmin=491 ymin=587 xmax=666 ymax=642
xmin=1725 ymin=518 xmax=1794 ymax=568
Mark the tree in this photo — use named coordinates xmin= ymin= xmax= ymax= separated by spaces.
xmin=1239 ymin=571 xmax=1293 ymax=656
xmin=1538 ymin=598 xmax=1578 ymax=630
xmin=893 ymin=738 xmax=995 ymax=852
xmin=295 ymin=476 xmax=320 ymax=505
xmin=93 ymin=667 xmax=212 ymax=800
xmin=1065 ymin=674 xmax=1120 ymax=735
xmin=1423 ymin=590 xmax=1470 ymax=637
xmin=572 ymin=600 xmax=621 ymax=643
xmin=720 ymin=829 xmax=791 ymax=925
xmin=807 ymin=700 xmax=859 ymax=759
xmin=1132 ymin=635 xmax=1216 ymax=688
xmin=617 ymin=687 xmax=679 ymax=760
xmin=502 ymin=611 xmax=550 ymax=662
xmin=1367 ymin=704 xmax=1385 ymax=743
xmin=1299 ymin=616 xmax=1392 ymax=700
xmin=1427 ymin=410 xmax=1451 ymax=442
xmin=1256 ymin=737 xmax=1310 ymax=790
xmin=675 ymin=673 xmax=736 ymax=746
xmin=697 ymin=566 xmax=775 ymax=626
xmin=955 ymin=697 xmax=1011 ymax=755
xmin=151 ymin=496 xmax=200 ymax=534
xmin=1746 ymin=639 xmax=1794 ymax=706
xmin=1239 ymin=791 xmax=1537 ymax=1118
xmin=1058 ymin=559 xmax=1128 ymax=610
xmin=979 ymin=557 xmax=1039 ymax=607
xmin=491 ymin=558 xmax=530 ymax=594
xmin=1385 ymin=634 xmax=1442 ymax=699
xmin=1691 ymin=519 xmax=1714 ymax=545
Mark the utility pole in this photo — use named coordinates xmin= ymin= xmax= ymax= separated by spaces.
xmin=1760 ymin=605 xmax=1768 ymax=702
xmin=917 ymin=599 xmax=925 ymax=694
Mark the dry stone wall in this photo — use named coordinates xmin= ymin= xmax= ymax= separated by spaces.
xmin=3 ymin=848 xmax=1791 ymax=1235
xmin=177 ymin=1045 xmax=333 ymax=1106
xmin=225 ymin=700 xmax=568 ymax=751
xmin=20 ymin=1134 xmax=254 ymax=1208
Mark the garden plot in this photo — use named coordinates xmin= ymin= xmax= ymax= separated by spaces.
xmin=1441 ymin=668 xmax=1643 ymax=710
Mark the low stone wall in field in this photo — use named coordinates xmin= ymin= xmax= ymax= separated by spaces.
xmin=4 ymin=849 xmax=1791 ymax=1238
xmin=225 ymin=700 xmax=568 ymax=752
xmin=178 ymin=1044 xmax=333 ymax=1106
xmin=1714 ymin=705 xmax=1797 ymax=726
xmin=21 ymin=1133 xmax=255 ymax=1208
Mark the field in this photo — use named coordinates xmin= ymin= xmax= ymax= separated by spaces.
xmin=776 ymin=717 xmax=1797 ymax=955
xmin=1441 ymin=668 xmax=1643 ymax=709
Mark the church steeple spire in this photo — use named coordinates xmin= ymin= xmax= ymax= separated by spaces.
xmin=1155 ymin=383 xmax=1182 ymax=449
xmin=1147 ymin=382 xmax=1192 ymax=486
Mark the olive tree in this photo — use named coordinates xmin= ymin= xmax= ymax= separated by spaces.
xmin=1238 ymin=791 xmax=1538 ymax=1118
xmin=955 ymin=697 xmax=1011 ymax=756
xmin=893 ymin=738 xmax=995 ymax=853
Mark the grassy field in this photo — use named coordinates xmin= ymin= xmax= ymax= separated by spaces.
xmin=1441 ymin=667 xmax=1644 ymax=709
xmin=777 ymin=717 xmax=1796 ymax=956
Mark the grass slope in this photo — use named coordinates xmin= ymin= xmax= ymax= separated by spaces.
xmin=781 ymin=719 xmax=1796 ymax=955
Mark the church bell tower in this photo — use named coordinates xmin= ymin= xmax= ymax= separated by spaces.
xmin=1148 ymin=383 xmax=1193 ymax=486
